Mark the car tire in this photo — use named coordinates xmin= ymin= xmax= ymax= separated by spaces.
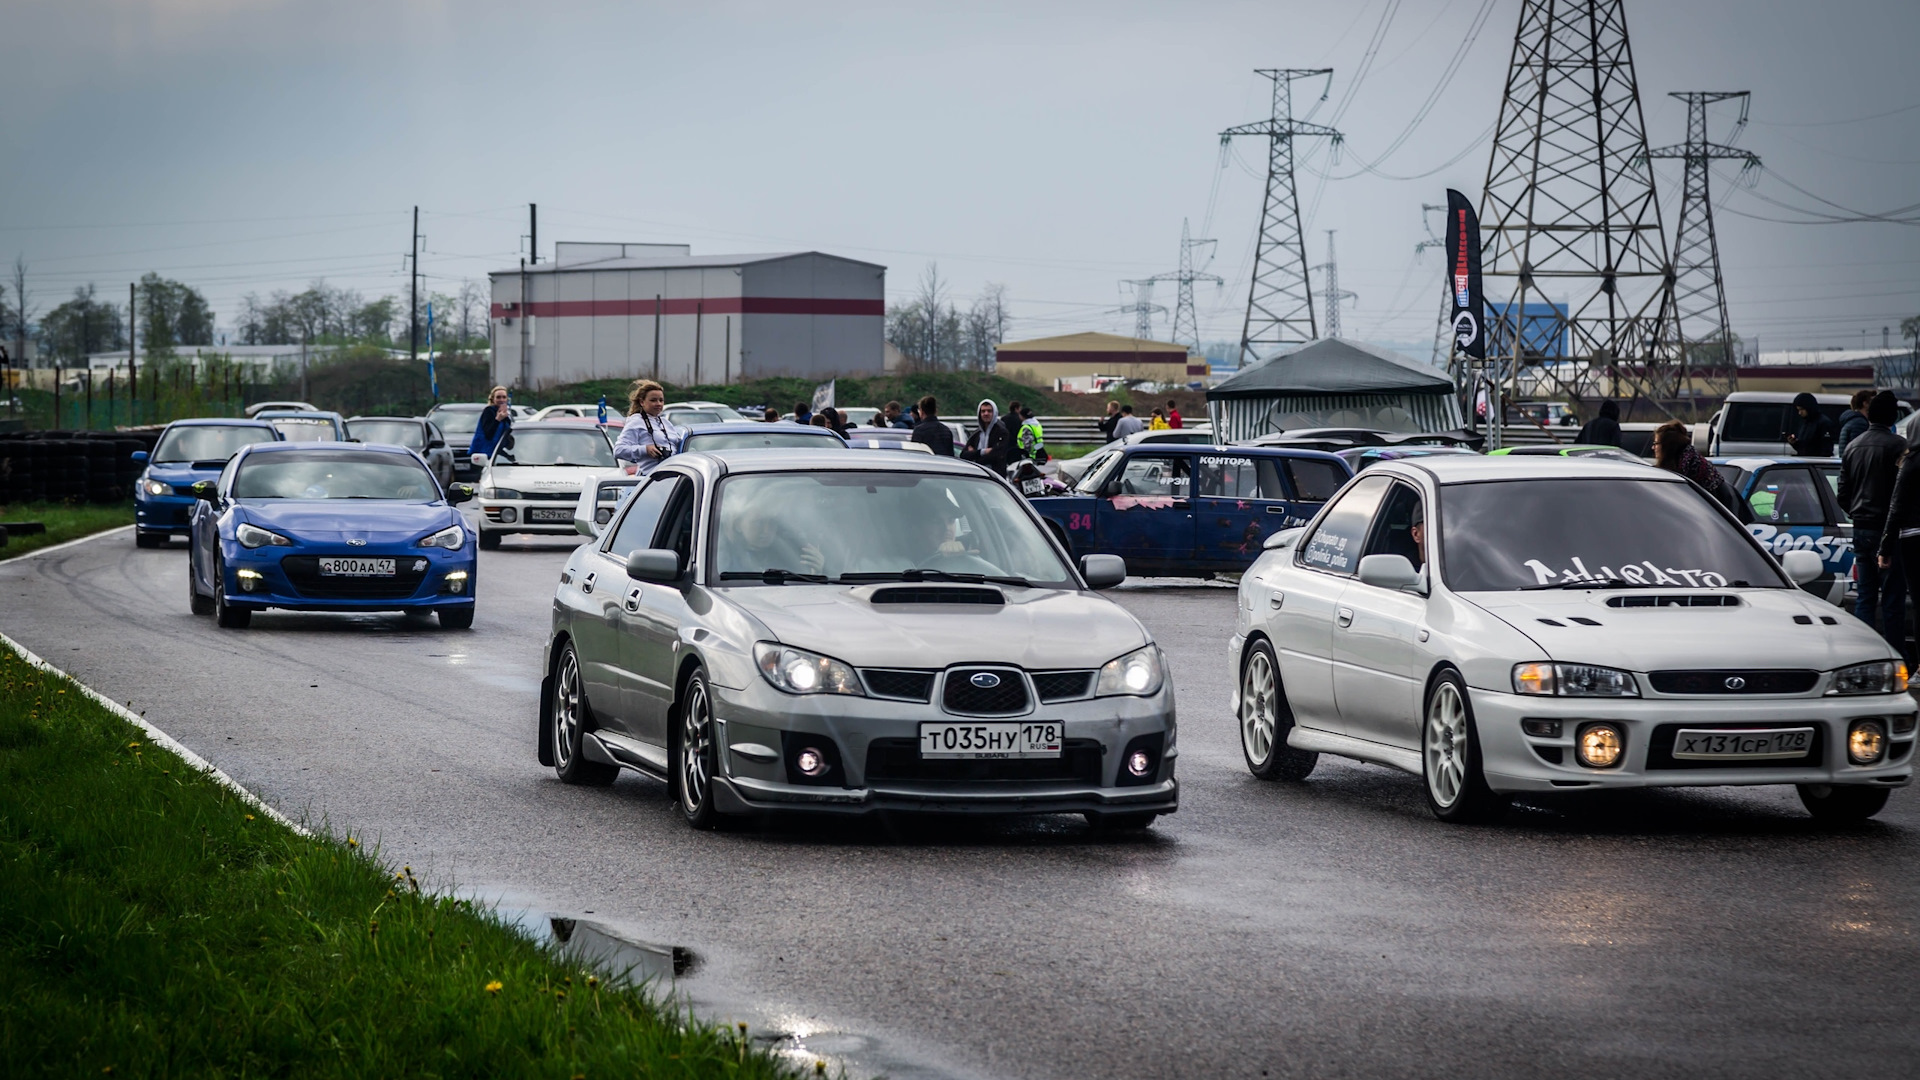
xmin=212 ymin=555 xmax=251 ymax=629
xmin=1421 ymin=670 xmax=1506 ymax=823
xmin=1085 ymin=811 xmax=1157 ymax=832
xmin=551 ymin=643 xmax=618 ymax=787
xmin=1797 ymin=783 xmax=1890 ymax=823
xmin=1240 ymin=638 xmax=1317 ymax=781
xmin=437 ymin=606 xmax=474 ymax=630
xmin=478 ymin=530 xmax=501 ymax=550
xmin=672 ymin=669 xmax=720 ymax=830
xmin=188 ymin=558 xmax=215 ymax=616
xmin=135 ymin=530 xmax=165 ymax=549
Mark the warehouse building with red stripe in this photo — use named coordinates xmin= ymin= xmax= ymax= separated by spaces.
xmin=489 ymin=243 xmax=886 ymax=388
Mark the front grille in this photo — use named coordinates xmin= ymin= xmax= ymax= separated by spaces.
xmin=870 ymin=586 xmax=1004 ymax=606
xmin=519 ymin=490 xmax=579 ymax=501
xmin=281 ymin=555 xmax=431 ymax=599
xmin=1032 ymin=671 xmax=1094 ymax=702
xmin=1648 ymin=669 xmax=1820 ymax=695
xmin=864 ymin=737 xmax=1102 ymax=785
xmin=1646 ymin=723 xmax=1827 ymax=770
xmin=862 ymin=669 xmax=936 ymax=702
xmin=942 ymin=667 xmax=1030 ymax=715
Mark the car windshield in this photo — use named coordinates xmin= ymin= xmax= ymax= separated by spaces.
xmin=268 ymin=417 xmax=337 ymax=443
xmin=347 ymin=420 xmax=424 ymax=449
xmin=1440 ymin=478 xmax=1784 ymax=591
xmin=712 ymin=471 xmax=1075 ymax=587
xmin=670 ymin=408 xmax=733 ymax=424
xmin=430 ymin=407 xmax=484 ymax=441
xmin=495 ymin=429 xmax=616 ymax=467
xmin=1073 ymin=450 xmax=1123 ymax=494
xmin=233 ymin=450 xmax=438 ymax=500
xmin=152 ymin=424 xmax=277 ymax=463
xmin=685 ymin=430 xmax=842 ymax=451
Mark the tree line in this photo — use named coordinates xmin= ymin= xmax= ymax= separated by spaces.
xmin=885 ymin=264 xmax=1008 ymax=372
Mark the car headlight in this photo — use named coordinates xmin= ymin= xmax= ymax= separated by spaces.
xmin=1096 ymin=645 xmax=1164 ymax=697
xmin=481 ymin=487 xmax=522 ymax=500
xmin=1830 ymin=660 xmax=1909 ymax=696
xmin=417 ymin=525 xmax=465 ymax=550
xmin=141 ymin=478 xmax=171 ymax=496
xmin=235 ymin=523 xmax=294 ymax=549
xmin=753 ymin=642 xmax=865 ymax=696
xmin=1512 ymin=662 xmax=1639 ymax=697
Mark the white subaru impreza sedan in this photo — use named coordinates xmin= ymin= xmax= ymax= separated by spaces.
xmin=1230 ymin=456 xmax=1914 ymax=823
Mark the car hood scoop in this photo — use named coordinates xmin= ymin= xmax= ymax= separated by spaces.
xmin=868 ymin=585 xmax=1005 ymax=606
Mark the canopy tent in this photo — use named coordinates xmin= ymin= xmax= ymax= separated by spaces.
xmin=1206 ymin=338 xmax=1461 ymax=441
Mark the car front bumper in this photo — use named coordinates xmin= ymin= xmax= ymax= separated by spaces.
xmin=1470 ymin=686 xmax=1915 ymax=792
xmin=705 ymin=675 xmax=1179 ymax=817
xmin=134 ymin=492 xmax=196 ymax=534
xmin=219 ymin=543 xmax=477 ymax=612
xmin=479 ymin=498 xmax=582 ymax=534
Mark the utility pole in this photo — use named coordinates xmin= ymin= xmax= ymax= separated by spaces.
xmin=529 ymin=204 xmax=538 ymax=264
xmin=1646 ymin=91 xmax=1757 ymax=400
xmin=410 ymin=206 xmax=420 ymax=367
xmin=518 ymin=258 xmax=531 ymax=390
xmin=129 ymin=282 xmax=137 ymax=423
xmin=1124 ymin=280 xmax=1161 ymax=340
xmin=1313 ymin=230 xmax=1357 ymax=340
xmin=1220 ymin=68 xmax=1341 ymax=365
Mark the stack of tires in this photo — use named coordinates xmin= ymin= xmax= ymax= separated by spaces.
xmin=0 ymin=430 xmax=159 ymax=505
xmin=0 ymin=438 xmax=48 ymax=503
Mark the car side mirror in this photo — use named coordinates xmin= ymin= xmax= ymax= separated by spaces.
xmin=446 ymin=483 xmax=475 ymax=505
xmin=1081 ymin=553 xmax=1126 ymax=589
xmin=427 ymin=438 xmax=445 ymax=449
xmin=190 ymin=480 xmax=219 ymax=501
xmin=131 ymin=450 xmax=149 ymax=464
xmin=1263 ymin=526 xmax=1305 ymax=552
xmin=1358 ymin=553 xmax=1423 ymax=592
xmin=1780 ymin=549 xmax=1823 ymax=585
xmin=626 ymin=548 xmax=682 ymax=583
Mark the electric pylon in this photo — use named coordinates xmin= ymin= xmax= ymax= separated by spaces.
xmin=1471 ymin=0 xmax=1679 ymax=414
xmin=1646 ymin=91 xmax=1757 ymax=396
xmin=1121 ymin=220 xmax=1224 ymax=350
xmin=1221 ymin=69 xmax=1341 ymax=365
xmin=1313 ymin=230 xmax=1358 ymax=339
xmin=1119 ymin=281 xmax=1168 ymax=340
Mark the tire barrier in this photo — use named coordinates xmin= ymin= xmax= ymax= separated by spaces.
xmin=0 ymin=431 xmax=157 ymax=505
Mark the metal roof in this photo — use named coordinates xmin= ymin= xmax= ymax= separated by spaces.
xmin=495 ymin=251 xmax=886 ymax=275
xmin=1208 ymin=338 xmax=1454 ymax=399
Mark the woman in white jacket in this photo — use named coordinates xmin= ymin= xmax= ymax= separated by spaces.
xmin=612 ymin=379 xmax=686 ymax=477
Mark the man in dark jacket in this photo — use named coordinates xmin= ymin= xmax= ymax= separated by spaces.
xmin=1576 ymin=400 xmax=1622 ymax=446
xmin=1843 ymin=391 xmax=1907 ymax=653
xmin=910 ymin=396 xmax=955 ymax=457
xmin=960 ymin=398 xmax=1013 ymax=471
xmin=1836 ymin=389 xmax=1873 ymax=456
xmin=1787 ymin=392 xmax=1836 ymax=457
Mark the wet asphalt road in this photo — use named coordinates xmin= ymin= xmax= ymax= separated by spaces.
xmin=4 ymin=528 xmax=1917 ymax=1079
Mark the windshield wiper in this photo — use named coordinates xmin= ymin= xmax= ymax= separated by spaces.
xmin=838 ymin=568 xmax=1035 ymax=588
xmin=1520 ymin=577 xmax=1656 ymax=591
xmin=719 ymin=569 xmax=829 ymax=584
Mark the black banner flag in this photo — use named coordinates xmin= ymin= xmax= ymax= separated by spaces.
xmin=1445 ymin=189 xmax=1485 ymax=360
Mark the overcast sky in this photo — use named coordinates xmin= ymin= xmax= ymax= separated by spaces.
xmin=2 ymin=0 xmax=1916 ymax=358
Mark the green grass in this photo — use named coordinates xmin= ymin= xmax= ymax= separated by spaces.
xmin=0 ymin=502 xmax=132 ymax=561
xmin=0 ymin=643 xmax=805 ymax=1079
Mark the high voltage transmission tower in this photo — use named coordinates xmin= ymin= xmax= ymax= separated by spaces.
xmin=1221 ymin=69 xmax=1341 ymax=365
xmin=1314 ymin=230 xmax=1357 ymax=339
xmin=1118 ymin=281 xmax=1167 ymax=340
xmin=1413 ymin=203 xmax=1452 ymax=365
xmin=1120 ymin=220 xmax=1224 ymax=349
xmin=1646 ymin=91 xmax=1758 ymax=394
xmin=1460 ymin=0 xmax=1680 ymax=417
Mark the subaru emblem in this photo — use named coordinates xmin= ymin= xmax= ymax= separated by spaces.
xmin=1724 ymin=676 xmax=1746 ymax=690
xmin=347 ymin=538 xmax=366 ymax=546
xmin=970 ymin=672 xmax=1002 ymax=689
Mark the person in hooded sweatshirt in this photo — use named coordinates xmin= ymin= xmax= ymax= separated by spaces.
xmin=1841 ymin=390 xmax=1906 ymax=653
xmin=960 ymin=398 xmax=1013 ymax=471
xmin=1786 ymin=392 xmax=1837 ymax=457
xmin=1576 ymin=400 xmax=1622 ymax=447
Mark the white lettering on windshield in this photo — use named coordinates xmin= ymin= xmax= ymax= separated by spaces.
xmin=1523 ymin=558 xmax=1729 ymax=588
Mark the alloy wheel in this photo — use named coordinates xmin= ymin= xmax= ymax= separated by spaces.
xmin=553 ymin=650 xmax=582 ymax=771
xmin=1241 ymin=649 xmax=1277 ymax=764
xmin=680 ymin=679 xmax=712 ymax=816
xmin=1425 ymin=680 xmax=1469 ymax=809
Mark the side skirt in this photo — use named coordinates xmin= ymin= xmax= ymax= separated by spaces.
xmin=585 ymin=730 xmax=670 ymax=779
xmin=1287 ymin=726 xmax=1423 ymax=776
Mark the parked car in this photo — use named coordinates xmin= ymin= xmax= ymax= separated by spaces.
xmin=1232 ymin=455 xmax=1912 ymax=823
xmin=243 ymin=400 xmax=317 ymax=417
xmin=678 ymin=422 xmax=846 ymax=454
xmin=1053 ymin=427 xmax=1219 ymax=486
xmin=345 ymin=416 xmax=456 ymax=490
xmin=1335 ymin=445 xmax=1479 ymax=473
xmin=533 ymin=403 xmax=625 ymax=422
xmin=666 ymin=404 xmax=745 ymax=426
xmin=1487 ymin=444 xmax=1646 ymax=464
xmin=1706 ymin=392 xmax=1911 ymax=456
xmin=538 ymin=448 xmax=1176 ymax=830
xmin=185 ymin=442 xmax=476 ymax=629
xmin=426 ymin=403 xmax=491 ymax=482
xmin=254 ymin=409 xmax=347 ymax=443
xmin=1236 ymin=428 xmax=1480 ymax=454
xmin=1712 ymin=456 xmax=1851 ymax=607
xmin=1030 ymin=443 xmax=1351 ymax=577
xmin=476 ymin=422 xmax=626 ymax=549
xmin=132 ymin=418 xmax=282 ymax=547
xmin=843 ymin=427 xmax=936 ymax=454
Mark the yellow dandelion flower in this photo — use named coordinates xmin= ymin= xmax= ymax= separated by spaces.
xmin=244 ymin=814 xmax=255 ymax=821
xmin=346 ymin=837 xmax=359 ymax=848
xmin=484 ymin=980 xmax=503 ymax=994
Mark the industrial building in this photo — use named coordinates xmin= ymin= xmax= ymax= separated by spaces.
xmin=489 ymin=243 xmax=885 ymax=388
xmin=993 ymin=332 xmax=1206 ymax=389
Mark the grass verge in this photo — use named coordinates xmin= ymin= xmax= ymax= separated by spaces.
xmin=0 ymin=642 xmax=802 ymax=1078
xmin=0 ymin=502 xmax=132 ymax=561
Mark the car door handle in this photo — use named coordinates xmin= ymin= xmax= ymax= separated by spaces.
xmin=581 ymin=571 xmax=596 ymax=595
xmin=1171 ymin=499 xmax=1190 ymax=509
xmin=624 ymin=586 xmax=642 ymax=613
xmin=1265 ymin=505 xmax=1288 ymax=515
xmin=1336 ymin=606 xmax=1354 ymax=628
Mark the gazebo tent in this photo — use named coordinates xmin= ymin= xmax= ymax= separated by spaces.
xmin=1206 ymin=338 xmax=1462 ymax=441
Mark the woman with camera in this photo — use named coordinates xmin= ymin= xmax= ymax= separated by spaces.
xmin=612 ymin=379 xmax=686 ymax=477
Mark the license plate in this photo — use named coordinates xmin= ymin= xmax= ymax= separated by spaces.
xmin=1021 ymin=478 xmax=1046 ymax=495
xmin=919 ymin=721 xmax=1062 ymax=759
xmin=1672 ymin=727 xmax=1815 ymax=761
xmin=529 ymin=507 xmax=574 ymax=522
xmin=318 ymin=557 xmax=396 ymax=577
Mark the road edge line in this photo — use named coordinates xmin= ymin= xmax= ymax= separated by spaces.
xmin=0 ymin=630 xmax=311 ymax=837
xmin=2 ymin=524 xmax=136 ymax=562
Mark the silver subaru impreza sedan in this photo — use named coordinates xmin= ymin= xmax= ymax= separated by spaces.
xmin=537 ymin=448 xmax=1178 ymax=830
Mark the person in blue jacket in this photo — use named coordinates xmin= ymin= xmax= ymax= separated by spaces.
xmin=469 ymin=386 xmax=513 ymax=460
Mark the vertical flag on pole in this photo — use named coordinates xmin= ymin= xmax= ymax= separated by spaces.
xmin=425 ymin=301 xmax=439 ymax=402
xmin=1444 ymin=189 xmax=1485 ymax=361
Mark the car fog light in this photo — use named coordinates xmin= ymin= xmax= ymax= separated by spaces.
xmin=795 ymin=748 xmax=828 ymax=777
xmin=444 ymin=570 xmax=468 ymax=595
xmin=236 ymin=568 xmax=263 ymax=593
xmin=1522 ymin=719 xmax=1562 ymax=738
xmin=595 ymin=507 xmax=613 ymax=525
xmin=1848 ymin=720 xmax=1888 ymax=765
xmin=1126 ymin=749 xmax=1153 ymax=777
xmin=1576 ymin=723 xmax=1624 ymax=768
xmin=499 ymin=506 xmax=517 ymax=524
xmin=1893 ymin=714 xmax=1917 ymax=736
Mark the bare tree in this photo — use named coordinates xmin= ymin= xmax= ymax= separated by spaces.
xmin=10 ymin=256 xmax=32 ymax=368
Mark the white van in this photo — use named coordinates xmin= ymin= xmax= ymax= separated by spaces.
xmin=1706 ymin=391 xmax=1909 ymax=456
